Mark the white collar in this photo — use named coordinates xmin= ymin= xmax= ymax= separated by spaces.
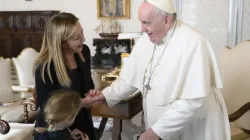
xmin=157 ymin=20 xmax=177 ymax=46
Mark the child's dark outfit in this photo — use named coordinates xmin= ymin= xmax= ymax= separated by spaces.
xmin=36 ymin=129 xmax=73 ymax=140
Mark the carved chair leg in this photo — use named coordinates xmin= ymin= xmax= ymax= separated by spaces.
xmin=112 ymin=118 xmax=122 ymax=140
xmin=0 ymin=119 xmax=10 ymax=134
xmin=24 ymin=104 xmax=28 ymax=123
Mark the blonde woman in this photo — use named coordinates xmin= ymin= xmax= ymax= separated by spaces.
xmin=35 ymin=89 xmax=89 ymax=140
xmin=34 ymin=12 xmax=96 ymax=140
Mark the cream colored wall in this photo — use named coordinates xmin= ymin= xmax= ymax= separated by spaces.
xmin=0 ymin=0 xmax=143 ymax=56
xmin=181 ymin=0 xmax=229 ymax=58
xmin=242 ymin=0 xmax=250 ymax=41
xmin=0 ymin=0 xmax=232 ymax=57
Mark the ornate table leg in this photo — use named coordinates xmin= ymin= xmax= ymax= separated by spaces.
xmin=96 ymin=117 xmax=108 ymax=140
xmin=112 ymin=118 xmax=122 ymax=140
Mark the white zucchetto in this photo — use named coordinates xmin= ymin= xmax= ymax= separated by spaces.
xmin=146 ymin=0 xmax=176 ymax=13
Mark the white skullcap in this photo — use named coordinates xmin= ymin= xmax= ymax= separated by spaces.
xmin=146 ymin=0 xmax=176 ymax=13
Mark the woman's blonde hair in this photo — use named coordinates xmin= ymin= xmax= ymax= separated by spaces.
xmin=34 ymin=12 xmax=79 ymax=87
xmin=44 ymin=89 xmax=81 ymax=125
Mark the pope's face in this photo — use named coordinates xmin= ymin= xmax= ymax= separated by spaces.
xmin=138 ymin=2 xmax=167 ymax=44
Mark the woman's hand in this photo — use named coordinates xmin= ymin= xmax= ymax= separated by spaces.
xmin=88 ymin=89 xmax=106 ymax=104
xmin=87 ymin=89 xmax=101 ymax=97
xmin=70 ymin=129 xmax=89 ymax=140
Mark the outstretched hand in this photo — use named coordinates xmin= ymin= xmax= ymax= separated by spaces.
xmin=87 ymin=89 xmax=101 ymax=97
xmin=81 ymin=89 xmax=106 ymax=108
xmin=88 ymin=89 xmax=106 ymax=104
xmin=138 ymin=128 xmax=160 ymax=140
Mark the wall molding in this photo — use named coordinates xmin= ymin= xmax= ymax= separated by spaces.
xmin=175 ymin=0 xmax=182 ymax=19
xmin=227 ymin=0 xmax=244 ymax=48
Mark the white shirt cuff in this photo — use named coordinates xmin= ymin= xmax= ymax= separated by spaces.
xmin=102 ymin=78 xmax=138 ymax=107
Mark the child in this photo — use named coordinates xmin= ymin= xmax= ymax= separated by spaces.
xmin=35 ymin=89 xmax=89 ymax=140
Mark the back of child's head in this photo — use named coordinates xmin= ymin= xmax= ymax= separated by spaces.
xmin=44 ymin=89 xmax=81 ymax=126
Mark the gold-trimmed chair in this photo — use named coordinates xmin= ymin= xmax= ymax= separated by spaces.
xmin=220 ymin=41 xmax=250 ymax=140
xmin=1 ymin=47 xmax=39 ymax=123
xmin=0 ymin=48 xmax=38 ymax=123
xmin=0 ymin=98 xmax=36 ymax=139
xmin=0 ymin=57 xmax=36 ymax=123
xmin=0 ymin=119 xmax=10 ymax=135
xmin=0 ymin=120 xmax=35 ymax=140
xmin=12 ymin=47 xmax=38 ymax=87
xmin=0 ymin=57 xmax=37 ymax=140
xmin=0 ymin=86 xmax=37 ymax=123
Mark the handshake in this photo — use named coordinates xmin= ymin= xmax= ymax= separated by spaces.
xmin=81 ymin=89 xmax=106 ymax=108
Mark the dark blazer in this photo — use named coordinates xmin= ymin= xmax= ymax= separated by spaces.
xmin=34 ymin=44 xmax=96 ymax=140
xmin=35 ymin=129 xmax=73 ymax=140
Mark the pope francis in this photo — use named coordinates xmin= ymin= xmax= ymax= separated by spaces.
xmin=90 ymin=0 xmax=231 ymax=140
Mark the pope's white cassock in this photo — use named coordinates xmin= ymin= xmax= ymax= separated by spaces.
xmin=102 ymin=20 xmax=231 ymax=140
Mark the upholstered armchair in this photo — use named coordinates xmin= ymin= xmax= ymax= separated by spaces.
xmin=12 ymin=48 xmax=38 ymax=87
xmin=0 ymin=57 xmax=36 ymax=122
xmin=0 ymin=57 xmax=37 ymax=140
xmin=0 ymin=86 xmax=37 ymax=123
xmin=0 ymin=106 xmax=36 ymax=139
xmin=220 ymin=41 xmax=250 ymax=140
xmin=0 ymin=48 xmax=38 ymax=123
xmin=0 ymin=119 xmax=35 ymax=140
xmin=0 ymin=119 xmax=9 ymax=135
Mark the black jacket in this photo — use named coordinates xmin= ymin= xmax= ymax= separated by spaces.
xmin=34 ymin=44 xmax=96 ymax=140
xmin=35 ymin=129 xmax=73 ymax=140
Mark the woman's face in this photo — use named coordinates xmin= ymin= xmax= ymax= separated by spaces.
xmin=64 ymin=22 xmax=85 ymax=53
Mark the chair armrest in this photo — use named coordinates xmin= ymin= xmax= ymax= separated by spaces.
xmin=0 ymin=86 xmax=37 ymax=123
xmin=0 ymin=98 xmax=37 ymax=123
xmin=0 ymin=99 xmax=37 ymax=111
xmin=11 ymin=85 xmax=35 ymax=93
xmin=0 ymin=119 xmax=10 ymax=135
xmin=11 ymin=85 xmax=36 ymax=104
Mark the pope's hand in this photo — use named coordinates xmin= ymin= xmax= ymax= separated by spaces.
xmin=87 ymin=89 xmax=101 ymax=97
xmin=88 ymin=89 xmax=106 ymax=104
xmin=139 ymin=128 xmax=160 ymax=140
xmin=92 ymin=93 xmax=106 ymax=104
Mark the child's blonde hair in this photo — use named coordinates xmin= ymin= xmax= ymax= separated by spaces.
xmin=44 ymin=89 xmax=81 ymax=126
